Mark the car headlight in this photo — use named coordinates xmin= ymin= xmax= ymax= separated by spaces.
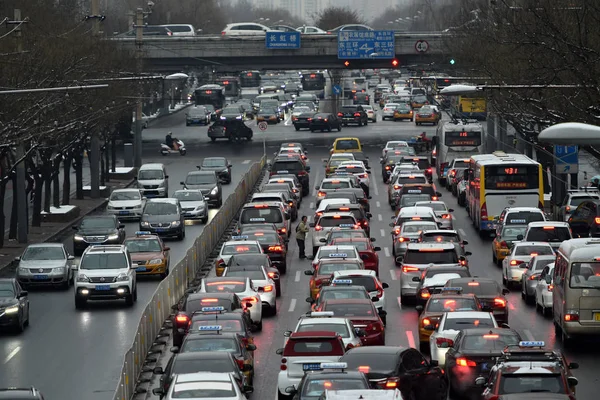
xmin=148 ymin=258 xmax=163 ymax=265
xmin=74 ymin=235 xmax=85 ymax=241
xmin=195 ymin=205 xmax=205 ymax=211
xmin=171 ymin=221 xmax=181 ymax=227
xmin=116 ymin=273 xmax=129 ymax=282
xmin=211 ymin=187 xmax=218 ymax=195
xmin=4 ymin=305 xmax=19 ymax=314
xmin=140 ymin=221 xmax=150 ymax=227
xmin=107 ymin=234 xmax=119 ymax=241
xmin=77 ymin=274 xmax=90 ymax=283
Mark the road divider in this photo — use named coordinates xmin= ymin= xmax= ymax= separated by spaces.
xmin=112 ymin=156 xmax=266 ymax=400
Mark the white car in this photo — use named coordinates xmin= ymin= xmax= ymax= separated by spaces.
xmin=285 ymin=311 xmax=363 ymax=350
xmin=362 ymin=105 xmax=377 ymax=123
xmin=535 ymin=262 xmax=555 ymax=316
xmin=335 ymin=162 xmax=370 ymax=188
xmin=217 ymin=240 xmax=263 ymax=266
xmin=296 ymin=26 xmax=327 ymax=34
xmin=222 ymin=264 xmax=277 ymax=315
xmin=429 ymin=311 xmax=498 ymax=367
xmin=330 ymin=270 xmax=388 ymax=317
xmin=382 ymin=103 xmax=400 ymax=120
xmin=414 ymin=201 xmax=454 ymax=230
xmin=198 ymin=277 xmax=262 ymax=327
xmin=501 ymin=241 xmax=554 ymax=288
xmin=311 ymin=245 xmax=364 ymax=270
xmin=314 ymin=198 xmax=352 ymax=219
xmin=382 ymin=140 xmax=409 ymax=158
xmin=390 ymin=163 xmax=420 ymax=179
xmin=107 ymin=189 xmax=145 ymax=220
xmin=172 ymin=189 xmax=208 ymax=222
xmin=221 ymin=22 xmax=271 ymax=36
xmin=154 ymin=372 xmax=250 ymax=400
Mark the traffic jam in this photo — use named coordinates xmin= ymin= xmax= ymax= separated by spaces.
xmin=104 ymin=133 xmax=591 ymax=400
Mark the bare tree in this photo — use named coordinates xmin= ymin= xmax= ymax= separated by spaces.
xmin=314 ymin=6 xmax=365 ymax=30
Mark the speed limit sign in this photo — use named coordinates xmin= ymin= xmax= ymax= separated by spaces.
xmin=414 ymin=40 xmax=429 ymax=53
xmin=258 ymin=121 xmax=268 ymax=131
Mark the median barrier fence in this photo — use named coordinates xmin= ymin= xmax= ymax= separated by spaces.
xmin=113 ymin=155 xmax=266 ymax=400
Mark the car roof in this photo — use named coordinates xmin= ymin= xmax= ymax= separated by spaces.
xmin=222 ymin=240 xmax=261 ymax=246
xmin=26 ymin=242 xmax=64 ymax=248
xmin=174 ymin=371 xmax=234 ymax=383
xmin=397 ymin=206 xmax=437 ymax=215
xmin=148 ymin=198 xmax=178 ymax=205
xmin=344 ymin=346 xmax=406 ymax=355
xmin=504 ymin=207 xmax=544 ymax=213
xmin=323 ymin=298 xmax=374 ymax=306
xmin=139 ymin=163 xmax=164 ymax=170
xmin=187 ymin=292 xmax=236 ymax=300
xmin=320 ymin=245 xmax=358 ymax=251
xmin=289 ymin=331 xmax=341 ymax=339
xmin=513 ymin=241 xmax=553 ymax=247
xmin=299 ymin=317 xmax=349 ymax=325
xmin=175 ymin=351 xmax=235 ymax=361
xmin=422 ymin=229 xmax=458 ymax=235
xmin=332 ymin=270 xmax=376 ymax=277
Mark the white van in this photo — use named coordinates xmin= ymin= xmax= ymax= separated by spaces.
xmin=137 ymin=163 xmax=168 ymax=198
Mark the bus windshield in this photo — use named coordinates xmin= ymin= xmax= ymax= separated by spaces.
xmin=484 ymin=165 xmax=539 ymax=190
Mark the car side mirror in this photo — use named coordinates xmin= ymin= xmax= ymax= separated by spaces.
xmin=567 ymin=376 xmax=579 ymax=387
xmin=462 ymin=240 xmax=469 ymax=245
xmin=283 ymin=330 xmax=292 ymax=337
xmin=429 ymin=359 xmax=439 ymax=367
xmin=366 ymin=212 xmax=373 ymax=218
xmin=180 ymin=181 xmax=185 ymax=185
xmin=304 ymin=270 xmax=314 ymax=275
xmin=309 ymin=223 xmax=315 ymax=228
xmin=153 ymin=367 xmax=164 ymax=374
xmin=500 ymin=323 xmax=511 ymax=329
xmin=367 ymin=195 xmax=372 ymax=199
xmin=374 ymin=246 xmax=381 ymax=251
xmin=382 ymin=282 xmax=389 ymax=289
xmin=502 ymin=288 xmax=510 ymax=295
xmin=170 ymin=346 xmax=180 ymax=353
xmin=285 ymin=386 xmax=297 ymax=394
xmin=415 ymin=305 xmax=424 ymax=314
xmin=412 ymin=276 xmax=421 ymax=282
xmin=319 ymin=238 xmax=327 ymax=243
xmin=276 ymin=348 xmax=284 ymax=355
xmin=474 ymin=377 xmax=487 ymax=386
xmin=17 ymin=291 xmax=28 ymax=298
xmin=306 ymin=297 xmax=315 ymax=304
xmin=568 ymin=362 xmax=579 ymax=370
xmin=481 ymin=305 xmax=492 ymax=312
xmin=152 ymin=388 xmax=165 ymax=396
xmin=465 ymin=251 xmax=472 ymax=256
xmin=396 ymin=256 xmax=404 ymax=264
xmin=67 ymin=255 xmax=75 ymax=260
xmin=305 ymin=166 xmax=311 ymax=172
xmin=367 ymin=170 xmax=372 ymax=174
xmin=171 ymin=303 xmax=180 ymax=311
xmin=517 ymin=234 xmax=524 ymax=240
xmin=246 ymin=344 xmax=257 ymax=351
xmin=448 ymin=208 xmax=454 ymax=212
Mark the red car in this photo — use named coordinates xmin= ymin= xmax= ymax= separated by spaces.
xmin=318 ymin=299 xmax=385 ymax=346
xmin=330 ymin=238 xmax=381 ymax=277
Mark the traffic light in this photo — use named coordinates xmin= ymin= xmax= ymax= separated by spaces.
xmin=344 ymin=60 xmax=350 ymax=67
xmin=450 ymin=58 xmax=456 ymax=65
xmin=391 ymin=58 xmax=399 ymax=68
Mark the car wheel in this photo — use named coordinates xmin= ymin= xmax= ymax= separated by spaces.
xmin=337 ymin=125 xmax=342 ymax=132
xmin=255 ymin=319 xmax=263 ymax=331
xmin=125 ymin=292 xmax=135 ymax=307
xmin=295 ymin=126 xmax=300 ymax=131
xmin=210 ymin=137 xmax=216 ymax=142
xmin=217 ymin=198 xmax=223 ymax=207
xmin=160 ymin=268 xmax=169 ymax=280
xmin=14 ymin=315 xmax=25 ymax=333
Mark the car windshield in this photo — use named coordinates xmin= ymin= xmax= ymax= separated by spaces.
xmin=500 ymin=226 xmax=527 ymax=240
xmin=335 ymin=140 xmax=360 ymax=150
xmin=240 ymin=208 xmax=283 ymax=224
xmin=426 ymin=298 xmax=478 ymax=312
xmin=526 ymin=227 xmax=571 ymax=242
xmin=79 ymin=217 xmax=115 ymax=230
xmin=192 ymin=319 xmax=243 ymax=333
xmin=498 ymin=375 xmax=565 ymax=394
xmin=462 ymin=334 xmax=520 ymax=351
xmin=444 ymin=317 xmax=495 ymax=330
xmin=0 ymin=282 xmax=14 ymax=297
xmin=247 ymin=232 xmax=280 ymax=243
xmin=342 ymin=353 xmax=398 ymax=373
xmin=569 ymin=196 xmax=599 ymax=206
xmin=111 ymin=191 xmax=141 ymax=201
xmin=324 ymin=303 xmax=375 ymax=317
xmin=294 ymin=107 xmax=310 ymax=113
xmin=400 ymin=195 xmax=432 ymax=207
xmin=173 ymin=191 xmax=205 ymax=202
xmin=172 ymin=383 xmax=236 ymax=399
xmin=203 ymin=159 xmax=227 ymax=167
xmin=124 ymin=239 xmax=162 ymax=253
xmin=404 ymin=250 xmax=458 ymax=264
xmin=318 ymin=216 xmax=356 ymax=227
xmin=319 ymin=263 xmax=362 ymax=274
xmin=205 ymin=280 xmax=247 ymax=293
xmin=570 ymin=262 xmax=600 ymax=288
xmin=225 ymin=270 xmax=265 ymax=280
xmin=514 ymin=246 xmax=553 ymax=256
xmin=504 ymin=212 xmax=544 ymax=225
xmin=181 ymin=338 xmax=238 ymax=353
xmin=222 ymin=107 xmax=240 ymax=114
xmin=222 ymin=244 xmax=261 ymax=255
xmin=203 ymin=105 xmax=215 ymax=112
xmin=302 ymin=378 xmax=368 ymax=397
xmin=80 ymin=253 xmax=128 ymax=270
xmin=334 ymin=276 xmax=376 ymax=292
xmin=402 ymin=223 xmax=438 ymax=234
xmin=173 ymin=359 xmax=235 ymax=375
xmin=186 ymin=174 xmax=216 ymax=185
xmin=144 ymin=202 xmax=178 ymax=215
xmin=298 ymin=323 xmax=350 ymax=338
xmin=337 ymin=166 xmax=365 ymax=174
xmin=320 ymin=289 xmax=369 ymax=301
xmin=22 ymin=246 xmax=64 ymax=260
xmin=188 ymin=109 xmax=206 ymax=117
xmin=138 ymin=170 xmax=164 ymax=180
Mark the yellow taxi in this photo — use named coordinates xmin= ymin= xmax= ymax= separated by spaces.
xmin=123 ymin=231 xmax=170 ymax=279
xmin=304 ymin=258 xmax=364 ymax=300
xmin=415 ymin=289 xmax=483 ymax=349
xmin=324 ymin=154 xmax=356 ymax=177
xmin=411 ymin=96 xmax=429 ymax=109
xmin=393 ymin=105 xmax=413 ymax=121
xmin=491 ymin=224 xmax=528 ymax=266
xmin=330 ymin=137 xmax=362 ymax=154
xmin=415 ymin=106 xmax=440 ymax=125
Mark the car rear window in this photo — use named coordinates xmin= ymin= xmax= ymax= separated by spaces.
xmin=404 ymin=249 xmax=458 ymax=264
xmin=403 ymin=159 xmax=430 ymax=170
xmin=335 ymin=139 xmax=360 ymax=150
xmin=185 ymin=298 xmax=232 ymax=313
xmin=426 ymin=298 xmax=478 ymax=312
xmin=334 ymin=276 xmax=376 ymax=292
xmin=400 ymin=195 xmax=432 ymax=207
xmin=283 ymin=339 xmax=343 ymax=356
xmin=334 ymin=241 xmax=368 ymax=251
xmin=514 ymin=245 xmax=553 ymax=256
xmin=401 ymin=186 xmax=435 ymax=195
xmin=462 ymin=333 xmax=520 ymax=351
xmin=569 ymin=195 xmax=599 ymax=206
xmin=504 ymin=212 xmax=544 ymax=225
xmin=327 ymin=208 xmax=364 ymax=221
xmin=246 ymin=232 xmax=280 ymax=244
xmin=397 ymin=216 xmax=436 ymax=225
xmin=181 ymin=338 xmax=238 ymax=353
xmin=318 ymin=216 xmax=356 ymax=227
xmin=192 ymin=319 xmax=243 ymax=333
xmin=324 ymin=303 xmax=375 ymax=317
xmin=402 ymin=223 xmax=438 ymax=234
xmin=322 ymin=181 xmax=351 ymax=189
xmin=320 ymin=289 xmax=369 ymax=302
xmin=205 ymin=280 xmax=246 ymax=293
xmin=297 ymin=323 xmax=350 ymax=338
xmin=452 ymin=160 xmax=470 ymax=169
xmin=272 ymin=161 xmax=303 ymax=173
xmin=329 ymin=231 xmax=367 ymax=240
xmin=421 ymin=233 xmax=460 ymax=243
xmin=319 ymin=249 xmax=358 ymax=259
xmin=525 ymin=227 xmax=571 ymax=242
xmin=396 ymin=176 xmax=427 ymax=185
xmin=222 ymin=243 xmax=261 ymax=255
xmin=240 ymin=208 xmax=283 ymax=224
xmin=451 ymin=281 xmax=500 ymax=296
xmin=444 ymin=317 xmax=495 ymax=330
xmin=319 ymin=262 xmax=362 ymax=274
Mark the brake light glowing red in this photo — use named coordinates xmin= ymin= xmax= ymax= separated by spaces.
xmin=456 ymin=358 xmax=476 ymax=367
xmin=268 ymin=245 xmax=283 ymax=252
xmin=494 ymin=298 xmax=506 ymax=307
xmin=403 ymin=266 xmax=419 ymax=273
xmin=263 ymin=285 xmax=274 ymax=292
xmin=175 ymin=314 xmax=189 ymax=323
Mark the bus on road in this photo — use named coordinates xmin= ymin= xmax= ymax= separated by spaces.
xmin=216 ymin=76 xmax=241 ymax=98
xmin=452 ymin=94 xmax=487 ymax=120
xmin=301 ymin=72 xmax=326 ymax=91
xmin=435 ymin=121 xmax=484 ymax=185
xmin=239 ymin=71 xmax=261 ymax=87
xmin=194 ymin=84 xmax=225 ymax=110
xmin=466 ymin=152 xmax=544 ymax=237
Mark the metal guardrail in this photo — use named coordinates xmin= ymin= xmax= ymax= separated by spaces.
xmin=113 ymin=155 xmax=266 ymax=400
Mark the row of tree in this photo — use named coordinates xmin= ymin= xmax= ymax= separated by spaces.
xmin=0 ymin=0 xmax=139 ymax=247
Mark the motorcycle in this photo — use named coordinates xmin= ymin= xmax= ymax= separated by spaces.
xmin=160 ymin=139 xmax=186 ymax=156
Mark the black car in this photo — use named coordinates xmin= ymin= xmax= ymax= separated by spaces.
xmin=257 ymin=107 xmax=280 ymax=124
xmin=284 ymin=82 xmax=300 ymax=95
xmin=72 ymin=215 xmax=125 ymax=255
xmin=219 ymin=105 xmax=246 ymax=121
xmin=340 ymin=346 xmax=447 ymax=399
xmin=445 ymin=328 xmax=522 ymax=398
xmin=186 ymin=106 xmax=210 ymax=126
xmin=181 ymin=171 xmax=222 ymax=207
xmin=199 ymin=157 xmax=232 ymax=184
xmin=401 ymin=156 xmax=433 ymax=182
xmin=324 ymin=188 xmax=371 ymax=213
xmin=153 ymin=352 xmax=249 ymax=394
xmin=270 ymin=157 xmax=311 ymax=196
xmin=568 ymin=199 xmax=600 ymax=237
xmin=285 ymin=369 xmax=370 ymax=399
xmin=0 ymin=278 xmax=29 ymax=333
xmin=338 ymin=105 xmax=368 ymax=126
xmin=139 ymin=199 xmax=185 ymax=240
xmin=208 ymin=119 xmax=253 ymax=142
xmin=353 ymin=92 xmax=370 ymax=105
xmin=380 ymin=154 xmax=405 ymax=183
xmin=445 ymin=277 xmax=510 ymax=325
xmin=309 ymin=113 xmax=342 ymax=132
xmin=293 ymin=111 xmax=315 ymax=131
xmin=238 ymin=229 xmax=288 ymax=273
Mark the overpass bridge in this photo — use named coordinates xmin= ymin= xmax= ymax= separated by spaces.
xmin=112 ymin=33 xmax=450 ymax=72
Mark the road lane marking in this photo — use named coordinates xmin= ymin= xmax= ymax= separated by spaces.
xmin=397 ymin=296 xmax=402 ymax=308
xmin=389 ymin=270 xmax=397 ymax=281
xmin=523 ymin=329 xmax=534 ymax=340
xmin=241 ymin=159 xmax=251 ymax=164
xmin=288 ymin=298 xmax=297 ymax=312
xmin=376 ymin=201 xmax=381 ymax=208
xmin=380 ymin=229 xmax=385 ymax=237
xmin=4 ymin=346 xmax=20 ymax=364
xmin=406 ymin=330 xmax=416 ymax=349
xmin=309 ymin=202 xmax=314 ymax=209
xmin=459 ymin=228 xmax=467 ymax=238
xmin=377 ymin=214 xmax=382 ymax=221
xmin=384 ymin=247 xmax=390 ymax=258
xmin=295 ymin=271 xmax=301 ymax=282
xmin=372 ymin=179 xmax=379 ymax=196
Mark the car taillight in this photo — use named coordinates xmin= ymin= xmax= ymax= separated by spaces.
xmin=337 ymin=112 xmax=343 ymax=117
xmin=500 ymin=241 xmax=508 ymax=248
xmin=398 ymin=237 xmax=410 ymax=242
xmin=565 ymin=313 xmax=579 ymax=322
xmin=384 ymin=378 xmax=399 ymax=388
xmin=510 ymin=260 xmax=519 ymax=265
xmin=456 ymin=357 xmax=476 ymax=367
xmin=427 ymin=168 xmax=432 ymax=172
xmin=263 ymin=285 xmax=274 ymax=292
xmin=432 ymin=148 xmax=437 ymax=156
xmin=175 ymin=314 xmax=189 ymax=324
xmin=307 ymin=118 xmax=312 ymax=121
xmin=359 ymin=174 xmax=367 ymax=178
xmin=268 ymin=245 xmax=283 ymax=252
xmin=354 ymin=112 xmax=361 ymax=117
xmin=243 ymin=296 xmax=259 ymax=304
xmin=393 ymin=184 xmax=400 ymax=190
xmin=221 ymin=31 xmax=226 ymax=35
xmin=268 ymin=272 xmax=278 ymax=279
xmin=548 ymin=284 xmax=553 ymax=292
xmin=442 ymin=214 xmax=451 ymax=219
xmin=280 ymin=357 xmax=287 ymax=370
xmin=384 ymin=108 xmax=389 ymax=111
xmin=385 ymin=166 xmax=391 ymax=170
xmin=595 ymin=217 xmax=600 ymax=224
xmin=366 ymin=322 xmax=382 ymax=332
xmin=280 ymin=228 xmax=287 ymax=233
xmin=394 ymin=228 xmax=400 ymax=235
xmin=460 ymin=259 xmax=467 ymax=266
xmin=377 ymin=285 xmax=384 ymax=298
xmin=436 ymin=337 xmax=454 ymax=347
xmin=481 ymin=202 xmax=488 ymax=220
xmin=316 ymin=212 xmax=323 ymax=217
xmin=288 ymin=201 xmax=294 ymax=207
xmin=420 ymin=289 xmax=430 ymax=299
xmin=317 ymin=191 xmax=326 ymax=197
xmin=315 ymin=225 xmax=322 ymax=231
xmin=235 ymin=358 xmax=245 ymax=370
xmin=494 ymin=298 xmax=506 ymax=307
xmin=565 ymin=206 xmax=571 ymax=212
xmin=529 ymin=273 xmax=540 ymax=280
xmin=403 ymin=265 xmax=419 ymax=273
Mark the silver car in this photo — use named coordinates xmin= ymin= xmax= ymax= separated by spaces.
xmin=172 ymin=189 xmax=208 ymax=223
xmin=16 ymin=243 xmax=74 ymax=289
xmin=414 ymin=201 xmax=454 ymax=230
xmin=502 ymin=241 xmax=554 ymax=288
xmin=521 ymin=254 xmax=555 ymax=303
xmin=393 ymin=221 xmax=438 ymax=259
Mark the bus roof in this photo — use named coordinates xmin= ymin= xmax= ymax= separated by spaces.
xmin=469 ymin=152 xmax=539 ymax=166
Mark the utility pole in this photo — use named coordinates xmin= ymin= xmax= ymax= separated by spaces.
xmin=134 ymin=7 xmax=145 ymax=168
xmin=91 ymin=0 xmax=100 ymax=35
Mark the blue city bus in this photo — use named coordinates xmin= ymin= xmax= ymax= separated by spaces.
xmin=194 ymin=85 xmax=225 ymax=110
xmin=301 ymin=72 xmax=326 ymax=91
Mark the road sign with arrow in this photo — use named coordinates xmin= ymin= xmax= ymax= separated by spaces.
xmin=337 ymin=30 xmax=395 ymax=59
xmin=554 ymin=145 xmax=578 ymax=174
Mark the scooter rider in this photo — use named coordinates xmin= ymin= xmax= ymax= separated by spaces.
xmin=165 ymin=132 xmax=179 ymax=150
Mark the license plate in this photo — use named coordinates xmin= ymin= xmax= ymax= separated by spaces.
xmin=155 ymin=228 xmax=166 ymax=232
xmin=95 ymin=285 xmax=111 ymax=291
xmin=303 ymin=363 xmax=321 ymax=371
xmin=136 ymin=267 xmax=147 ymax=272
xmin=594 ymin=313 xmax=600 ymax=322
xmin=33 ymin=275 xmax=48 ymax=280
xmin=119 ymin=211 xmax=130 ymax=215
